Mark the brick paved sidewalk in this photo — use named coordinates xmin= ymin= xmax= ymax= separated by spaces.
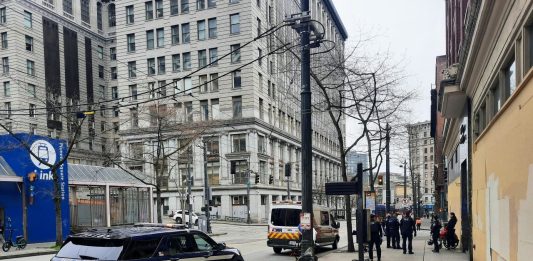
xmin=320 ymin=230 xmax=468 ymax=261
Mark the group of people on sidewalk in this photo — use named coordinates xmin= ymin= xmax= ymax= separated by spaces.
xmin=363 ymin=210 xmax=418 ymax=261
xmin=430 ymin=212 xmax=458 ymax=253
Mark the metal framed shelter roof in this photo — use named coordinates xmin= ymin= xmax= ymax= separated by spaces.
xmin=0 ymin=156 xmax=22 ymax=183
xmin=68 ymin=164 xmax=152 ymax=188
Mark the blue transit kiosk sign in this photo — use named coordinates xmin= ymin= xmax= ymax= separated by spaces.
xmin=0 ymin=134 xmax=69 ymax=243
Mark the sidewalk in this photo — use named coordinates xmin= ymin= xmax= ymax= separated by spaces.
xmin=320 ymin=230 xmax=468 ymax=261
xmin=0 ymin=242 xmax=57 ymax=260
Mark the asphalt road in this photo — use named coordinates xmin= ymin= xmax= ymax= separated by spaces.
xmin=11 ymin=219 xmax=355 ymax=261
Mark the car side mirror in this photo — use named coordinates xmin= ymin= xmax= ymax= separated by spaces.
xmin=335 ymin=222 xmax=340 ymax=228
xmin=216 ymin=242 xmax=226 ymax=250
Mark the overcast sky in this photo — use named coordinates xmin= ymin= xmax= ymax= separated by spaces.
xmin=331 ymin=0 xmax=446 ymax=172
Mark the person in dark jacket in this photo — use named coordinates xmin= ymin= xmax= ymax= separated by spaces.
xmin=387 ymin=212 xmax=400 ymax=249
xmin=400 ymin=211 xmax=416 ymax=254
xmin=368 ymin=214 xmax=383 ymax=261
xmin=431 ymin=217 xmax=442 ymax=253
xmin=384 ymin=213 xmax=391 ymax=248
xmin=446 ymin=212 xmax=458 ymax=248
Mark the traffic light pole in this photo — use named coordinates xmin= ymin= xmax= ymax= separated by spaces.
xmin=203 ymin=141 xmax=212 ymax=233
xmin=247 ymin=169 xmax=251 ymax=224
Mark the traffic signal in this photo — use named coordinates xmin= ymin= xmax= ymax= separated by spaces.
xmin=269 ymin=175 xmax=274 ymax=184
xmin=284 ymin=163 xmax=291 ymax=177
xmin=377 ymin=175 xmax=383 ymax=185
xmin=255 ymin=174 xmax=260 ymax=184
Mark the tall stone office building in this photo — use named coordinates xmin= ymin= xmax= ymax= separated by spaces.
xmin=0 ymin=0 xmax=347 ymax=222
xmin=407 ymin=121 xmax=435 ymax=214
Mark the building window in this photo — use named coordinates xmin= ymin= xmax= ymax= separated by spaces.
xmin=2 ymin=57 xmax=8 ymax=74
xmin=155 ymin=0 xmax=164 ymax=18
xmin=199 ymin=75 xmax=208 ymax=93
xmin=209 ymin=48 xmax=218 ymax=65
xmin=197 ymin=20 xmax=206 ymax=40
xmin=505 ymin=58 xmax=517 ymax=96
xmin=130 ymin=108 xmax=138 ymax=128
xmin=181 ymin=0 xmax=190 ymax=13
xmin=208 ymin=18 xmax=217 ymax=38
xmin=231 ymin=44 xmax=240 ymax=63
xmin=257 ymin=17 xmax=261 ymax=36
xmin=4 ymin=102 xmax=11 ymax=118
xmin=185 ymin=101 xmax=193 ymax=122
xmin=210 ymin=73 xmax=219 ymax=91
xmin=147 ymin=58 xmax=156 ymax=75
xmin=197 ymin=0 xmax=205 ymax=10
xmin=145 ymin=1 xmax=154 ymax=20
xmin=259 ymin=98 xmax=264 ymax=120
xmin=200 ymin=100 xmax=209 ymax=120
xmin=198 ymin=50 xmax=207 ymax=68
xmin=211 ymin=98 xmax=219 ymax=119
xmin=129 ymin=84 xmax=138 ymax=100
xmin=97 ymin=3 xmax=103 ymax=30
xmin=80 ymin=1 xmax=89 ymax=24
xmin=96 ymin=45 xmax=104 ymax=59
xmin=170 ymin=0 xmax=179 ymax=15
xmin=110 ymin=47 xmax=116 ymax=60
xmin=23 ymin=35 xmax=35 ymax=52
xmin=172 ymin=54 xmax=180 ymax=72
xmin=1 ymin=32 xmax=7 ymax=49
xmin=0 ymin=8 xmax=5 ymax=24
xmin=108 ymin=4 xmax=116 ymax=26
xmin=157 ymin=56 xmax=166 ymax=74
xmin=232 ymin=133 xmax=246 ymax=152
xmin=208 ymin=0 xmax=216 ymax=8
xmin=258 ymin=48 xmax=263 ymax=65
xmin=232 ymin=70 xmax=241 ymax=88
xmin=183 ymin=52 xmax=191 ymax=70
xmin=229 ymin=0 xmax=239 ymax=4
xmin=24 ymin=11 xmax=32 ymax=28
xmin=491 ymin=81 xmax=502 ymax=114
xmin=171 ymin=25 xmax=179 ymax=45
xmin=111 ymin=86 xmax=118 ymax=99
xmin=182 ymin=23 xmax=190 ymax=43
xmin=230 ymin=14 xmax=240 ymax=34
xmin=26 ymin=60 xmax=35 ymax=76
xmin=126 ymin=5 xmax=134 ymax=24
xmin=127 ymin=34 xmax=135 ymax=52
xmin=156 ymin=28 xmax=165 ymax=47
xmin=3 ymin=81 xmax=9 ymax=96
xmin=258 ymin=73 xmax=263 ymax=91
xmin=98 ymin=65 xmax=104 ymax=78
xmin=146 ymin=30 xmax=154 ymax=50
xmin=128 ymin=61 xmax=137 ymax=78
xmin=28 ymin=84 xmax=36 ymax=97
xmin=232 ymin=96 xmax=242 ymax=118
xmin=110 ymin=67 xmax=117 ymax=80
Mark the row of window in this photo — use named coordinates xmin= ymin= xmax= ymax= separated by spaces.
xmin=1 ymin=57 xmax=35 ymax=76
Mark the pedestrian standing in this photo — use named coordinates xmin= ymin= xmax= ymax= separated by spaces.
xmin=387 ymin=212 xmax=400 ymax=249
xmin=432 ymin=216 xmax=442 ymax=253
xmin=384 ymin=213 xmax=391 ymax=248
xmin=400 ymin=211 xmax=416 ymax=254
xmin=446 ymin=212 xmax=458 ymax=249
xmin=416 ymin=217 xmax=422 ymax=230
xmin=368 ymin=214 xmax=383 ymax=261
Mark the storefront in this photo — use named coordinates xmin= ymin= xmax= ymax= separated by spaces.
xmin=0 ymin=134 xmax=69 ymax=243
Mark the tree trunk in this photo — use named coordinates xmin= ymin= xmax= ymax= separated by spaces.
xmin=156 ymin=188 xmax=163 ymax=223
xmin=52 ymin=168 xmax=63 ymax=246
xmin=366 ymin=131 xmax=374 ymax=192
xmin=340 ymin=153 xmax=355 ymax=252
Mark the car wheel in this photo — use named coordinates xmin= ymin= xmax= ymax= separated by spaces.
xmin=176 ymin=217 xmax=183 ymax=224
xmin=231 ymin=255 xmax=244 ymax=261
xmin=273 ymin=247 xmax=282 ymax=254
xmin=332 ymin=237 xmax=339 ymax=250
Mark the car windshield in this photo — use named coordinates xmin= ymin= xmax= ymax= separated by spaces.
xmin=271 ymin=208 xmax=301 ymax=227
xmin=56 ymin=238 xmax=124 ymax=260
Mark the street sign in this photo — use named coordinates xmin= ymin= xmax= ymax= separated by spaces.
xmin=325 ymin=181 xmax=359 ymax=195
xmin=300 ymin=212 xmax=311 ymax=230
xmin=365 ymin=191 xmax=376 ymax=211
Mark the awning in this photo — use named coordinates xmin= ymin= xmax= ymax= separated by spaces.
xmin=0 ymin=156 xmax=23 ymax=183
xmin=68 ymin=164 xmax=151 ymax=187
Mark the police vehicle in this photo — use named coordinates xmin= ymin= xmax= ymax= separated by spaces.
xmin=267 ymin=201 xmax=340 ymax=254
xmin=51 ymin=223 xmax=243 ymax=261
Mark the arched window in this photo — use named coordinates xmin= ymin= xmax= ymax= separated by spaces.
xmin=108 ymin=4 xmax=116 ymax=27
xmin=97 ymin=3 xmax=102 ymax=30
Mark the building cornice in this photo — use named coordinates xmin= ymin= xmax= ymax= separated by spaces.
xmin=323 ymin=0 xmax=348 ymax=40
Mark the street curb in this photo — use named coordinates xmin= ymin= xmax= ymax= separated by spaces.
xmin=211 ymin=221 xmax=268 ymax=227
xmin=0 ymin=250 xmax=57 ymax=260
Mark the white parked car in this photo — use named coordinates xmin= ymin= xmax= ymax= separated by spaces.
xmin=172 ymin=210 xmax=199 ymax=226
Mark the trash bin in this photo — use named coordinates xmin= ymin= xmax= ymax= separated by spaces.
xmin=198 ymin=215 xmax=208 ymax=233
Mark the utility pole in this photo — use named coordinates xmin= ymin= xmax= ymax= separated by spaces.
xmin=403 ymin=160 xmax=407 ymax=199
xmin=202 ymin=141 xmax=211 ymax=233
xmin=246 ymin=168 xmax=251 ymax=224
xmin=299 ymin=0 xmax=314 ymax=259
xmin=187 ymin=149 xmax=192 ymax=229
xmin=385 ymin=123 xmax=391 ymax=213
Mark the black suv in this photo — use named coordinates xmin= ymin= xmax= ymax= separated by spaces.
xmin=51 ymin=224 xmax=243 ymax=261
